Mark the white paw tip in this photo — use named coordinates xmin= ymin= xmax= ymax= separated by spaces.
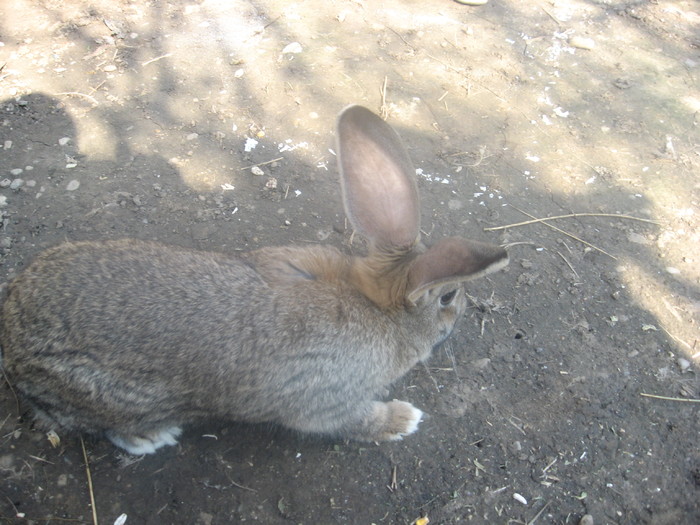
xmin=403 ymin=406 xmax=423 ymax=435
xmin=387 ymin=402 xmax=423 ymax=441
xmin=108 ymin=426 xmax=182 ymax=455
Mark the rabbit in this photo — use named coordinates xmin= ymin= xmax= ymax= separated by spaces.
xmin=0 ymin=105 xmax=508 ymax=455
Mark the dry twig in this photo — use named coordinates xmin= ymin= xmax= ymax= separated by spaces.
xmin=640 ymin=393 xmax=700 ymax=403
xmin=556 ymin=251 xmax=579 ymax=279
xmin=55 ymin=92 xmax=99 ymax=106
xmin=485 ymin=212 xmax=660 ymax=231
xmin=142 ymin=53 xmax=172 ymax=66
xmin=506 ymin=206 xmax=617 ymax=260
xmin=80 ymin=437 xmax=99 ymax=525
xmin=387 ymin=465 xmax=398 ymax=491
xmin=239 ymin=157 xmax=284 ymax=170
xmin=379 ymin=76 xmax=389 ymax=120
xmin=528 ymin=501 xmax=550 ymax=525
xmin=0 ymin=367 xmax=20 ymax=416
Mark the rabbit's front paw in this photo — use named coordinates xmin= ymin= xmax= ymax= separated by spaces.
xmin=380 ymin=400 xmax=423 ymax=441
xmin=106 ymin=426 xmax=182 ymax=455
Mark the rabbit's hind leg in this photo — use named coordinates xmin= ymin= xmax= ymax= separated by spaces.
xmin=106 ymin=426 xmax=182 ymax=455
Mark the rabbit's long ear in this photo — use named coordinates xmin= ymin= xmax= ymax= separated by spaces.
xmin=336 ymin=105 xmax=420 ymax=251
xmin=406 ymin=237 xmax=508 ymax=304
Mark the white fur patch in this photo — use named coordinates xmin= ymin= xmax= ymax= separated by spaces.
xmin=107 ymin=426 xmax=182 ymax=455
xmin=401 ymin=405 xmax=423 ymax=436
xmin=388 ymin=401 xmax=423 ymax=441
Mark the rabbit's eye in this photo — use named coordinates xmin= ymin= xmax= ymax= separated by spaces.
xmin=440 ymin=289 xmax=458 ymax=306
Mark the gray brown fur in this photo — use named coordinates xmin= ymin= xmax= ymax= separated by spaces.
xmin=0 ymin=106 xmax=508 ymax=454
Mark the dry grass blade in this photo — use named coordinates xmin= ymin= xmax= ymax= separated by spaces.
xmin=484 ymin=212 xmax=660 ymax=231
xmin=0 ymin=367 xmax=21 ymax=416
xmin=239 ymin=157 xmax=284 ymax=170
xmin=528 ymin=501 xmax=550 ymax=525
xmin=506 ymin=206 xmax=617 ymax=260
xmin=640 ymin=393 xmax=700 ymax=403
xmin=55 ymin=92 xmax=99 ymax=106
xmin=379 ymin=76 xmax=389 ymax=120
xmin=80 ymin=437 xmax=99 ymax=525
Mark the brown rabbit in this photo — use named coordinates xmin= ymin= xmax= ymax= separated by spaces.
xmin=0 ymin=105 xmax=508 ymax=454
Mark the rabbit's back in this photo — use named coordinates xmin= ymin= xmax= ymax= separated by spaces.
xmin=0 ymin=239 xmax=393 ymax=437
xmin=1 ymin=240 xmax=262 ymax=430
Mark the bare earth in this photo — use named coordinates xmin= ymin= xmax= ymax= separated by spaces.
xmin=1 ymin=1 xmax=699 ymax=524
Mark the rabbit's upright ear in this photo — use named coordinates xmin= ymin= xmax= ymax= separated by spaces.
xmin=407 ymin=237 xmax=509 ymax=304
xmin=336 ymin=105 xmax=420 ymax=251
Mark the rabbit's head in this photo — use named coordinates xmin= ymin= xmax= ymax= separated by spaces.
xmin=336 ymin=105 xmax=508 ymax=335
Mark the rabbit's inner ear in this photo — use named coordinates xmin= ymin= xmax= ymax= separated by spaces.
xmin=336 ymin=105 xmax=420 ymax=249
xmin=406 ymin=237 xmax=509 ymax=304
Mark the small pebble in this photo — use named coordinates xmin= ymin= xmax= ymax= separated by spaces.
xmin=448 ymin=199 xmax=463 ymax=210
xmin=0 ymin=454 xmax=14 ymax=469
xmin=513 ymin=493 xmax=528 ymax=505
xmin=677 ymin=358 xmax=690 ymax=372
xmin=3 ymin=140 xmax=11 ymax=149
xmin=58 ymin=137 xmax=71 ymax=146
xmin=10 ymin=168 xmax=23 ymax=176
xmin=103 ymin=64 xmax=118 ymax=72
xmin=66 ymin=180 xmax=80 ymax=191
xmin=10 ymin=178 xmax=24 ymax=190
xmin=472 ymin=357 xmax=491 ymax=369
xmin=282 ymin=42 xmax=303 ymax=54
xmin=569 ymin=36 xmax=595 ymax=50
xmin=579 ymin=514 xmax=594 ymax=525
xmin=0 ymin=179 xmax=11 ymax=188
xmin=0 ymin=195 xmax=7 ymax=207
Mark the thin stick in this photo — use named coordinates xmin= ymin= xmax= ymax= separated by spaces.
xmin=556 ymin=251 xmax=579 ymax=279
xmin=80 ymin=437 xmax=99 ymax=525
xmin=0 ymin=367 xmax=21 ymax=415
xmin=388 ymin=27 xmax=415 ymax=51
xmin=230 ymin=479 xmax=257 ymax=493
xmin=0 ymin=413 xmax=10 ymax=434
xmin=88 ymin=80 xmax=106 ymax=95
xmin=640 ymin=393 xmax=700 ymax=403
xmin=528 ymin=501 xmax=550 ymax=525
xmin=484 ymin=212 xmax=660 ymax=232
xmin=388 ymin=465 xmax=398 ymax=491
xmin=142 ymin=53 xmax=172 ymax=67
xmin=28 ymin=454 xmax=55 ymax=464
xmin=379 ymin=76 xmax=389 ymax=120
xmin=239 ymin=157 xmax=284 ymax=170
xmin=55 ymin=92 xmax=99 ymax=106
xmin=658 ymin=325 xmax=694 ymax=351
xmin=540 ymin=5 xmax=563 ymax=25
xmin=510 ymin=206 xmax=617 ymax=260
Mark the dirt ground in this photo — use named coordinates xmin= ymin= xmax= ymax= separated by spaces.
xmin=0 ymin=0 xmax=699 ymax=523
